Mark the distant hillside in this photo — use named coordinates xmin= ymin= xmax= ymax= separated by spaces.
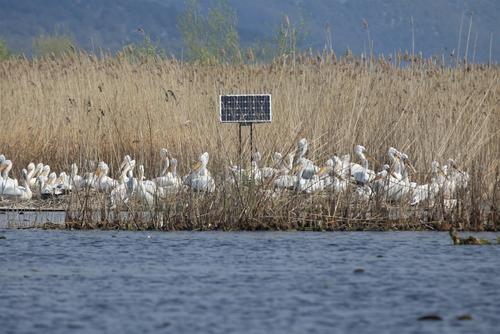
xmin=0 ymin=0 xmax=498 ymax=62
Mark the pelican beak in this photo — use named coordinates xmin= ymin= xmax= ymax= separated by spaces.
xmin=318 ymin=166 xmax=328 ymax=176
xmin=192 ymin=161 xmax=202 ymax=171
xmin=0 ymin=165 xmax=5 ymax=173
xmin=95 ymin=167 xmax=102 ymax=177
xmin=390 ymin=171 xmax=398 ymax=179
xmin=292 ymin=164 xmax=301 ymax=174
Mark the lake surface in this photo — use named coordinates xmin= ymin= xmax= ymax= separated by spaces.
xmin=1 ymin=230 xmax=499 ymax=334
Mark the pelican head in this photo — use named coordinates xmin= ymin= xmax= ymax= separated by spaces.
xmin=388 ymin=147 xmax=399 ymax=157
xmin=0 ymin=154 xmax=5 ymax=164
xmin=160 ymin=148 xmax=168 ymax=159
xmin=97 ymin=161 xmax=109 ymax=177
xmin=58 ymin=172 xmax=67 ymax=182
xmin=1 ymin=160 xmax=13 ymax=177
xmin=296 ymin=138 xmax=308 ymax=159
xmin=47 ymin=172 xmax=57 ymax=185
xmin=34 ymin=163 xmax=44 ymax=176
xmin=27 ymin=163 xmax=35 ymax=173
xmin=42 ymin=165 xmax=51 ymax=177
xmin=354 ymin=145 xmax=366 ymax=155
xmin=201 ymin=152 xmax=210 ymax=166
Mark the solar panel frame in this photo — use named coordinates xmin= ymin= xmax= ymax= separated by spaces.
xmin=219 ymin=94 xmax=272 ymax=123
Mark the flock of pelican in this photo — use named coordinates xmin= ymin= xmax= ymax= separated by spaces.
xmin=0 ymin=138 xmax=469 ymax=209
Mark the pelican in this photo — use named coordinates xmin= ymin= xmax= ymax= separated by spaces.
xmin=29 ymin=163 xmax=44 ymax=188
xmin=183 ymin=152 xmax=215 ymax=192
xmin=0 ymin=169 xmax=32 ymax=200
xmin=351 ymin=145 xmax=375 ymax=185
xmin=110 ymin=158 xmax=136 ymax=208
xmin=155 ymin=158 xmax=181 ymax=194
xmin=1 ymin=160 xmax=18 ymax=191
xmin=155 ymin=157 xmax=181 ymax=191
xmin=159 ymin=148 xmax=169 ymax=176
xmin=442 ymin=159 xmax=469 ymax=199
xmin=136 ymin=165 xmax=167 ymax=207
xmin=95 ymin=162 xmax=117 ymax=192
xmin=294 ymin=157 xmax=324 ymax=193
xmin=274 ymin=153 xmax=297 ymax=190
xmin=40 ymin=172 xmax=64 ymax=198
xmin=35 ymin=165 xmax=51 ymax=190
xmin=260 ymin=152 xmax=282 ymax=179
xmin=410 ymin=162 xmax=441 ymax=206
xmin=292 ymin=138 xmax=319 ymax=179
xmin=372 ymin=164 xmax=391 ymax=195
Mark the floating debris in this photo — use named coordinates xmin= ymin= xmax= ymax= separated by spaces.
xmin=418 ymin=315 xmax=442 ymax=321
xmin=449 ymin=228 xmax=491 ymax=245
xmin=457 ymin=314 xmax=473 ymax=321
xmin=353 ymin=268 xmax=365 ymax=273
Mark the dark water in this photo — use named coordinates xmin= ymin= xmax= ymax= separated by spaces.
xmin=1 ymin=230 xmax=499 ymax=334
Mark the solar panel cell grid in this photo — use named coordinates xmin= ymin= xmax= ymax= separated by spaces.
xmin=220 ymin=95 xmax=271 ymax=123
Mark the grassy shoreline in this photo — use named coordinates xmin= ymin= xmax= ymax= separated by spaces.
xmin=1 ymin=53 xmax=499 ymax=230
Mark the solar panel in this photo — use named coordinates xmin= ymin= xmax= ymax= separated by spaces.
xmin=220 ymin=94 xmax=272 ymax=123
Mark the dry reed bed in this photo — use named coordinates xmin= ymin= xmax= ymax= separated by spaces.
xmin=0 ymin=53 xmax=499 ymax=230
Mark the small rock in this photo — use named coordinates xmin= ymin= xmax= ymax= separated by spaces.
xmin=418 ymin=315 xmax=442 ymax=321
xmin=457 ymin=314 xmax=472 ymax=321
xmin=353 ymin=268 xmax=364 ymax=273
xmin=0 ymin=235 xmax=6 ymax=239
xmin=376 ymin=255 xmax=383 ymax=258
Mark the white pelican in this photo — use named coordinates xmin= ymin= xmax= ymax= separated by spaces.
xmin=159 ymin=148 xmax=169 ymax=176
xmin=292 ymin=138 xmax=319 ymax=179
xmin=56 ymin=172 xmax=71 ymax=192
xmin=0 ymin=169 xmax=32 ymax=200
xmin=260 ymin=152 xmax=282 ymax=179
xmin=155 ymin=157 xmax=181 ymax=192
xmin=68 ymin=163 xmax=85 ymax=191
xmin=274 ymin=153 xmax=297 ymax=190
xmin=410 ymin=162 xmax=441 ymax=206
xmin=183 ymin=152 xmax=215 ymax=192
xmin=40 ymin=172 xmax=64 ymax=198
xmin=110 ymin=158 xmax=136 ymax=208
xmin=136 ymin=165 xmax=166 ymax=207
xmin=294 ymin=157 xmax=324 ymax=193
xmin=318 ymin=157 xmax=349 ymax=194
xmin=35 ymin=165 xmax=51 ymax=189
xmin=0 ymin=160 xmax=18 ymax=190
xmin=372 ymin=164 xmax=391 ymax=195
xmin=29 ymin=163 xmax=44 ymax=188
xmin=95 ymin=162 xmax=117 ymax=192
xmin=442 ymin=159 xmax=469 ymax=199
xmin=351 ymin=145 xmax=375 ymax=185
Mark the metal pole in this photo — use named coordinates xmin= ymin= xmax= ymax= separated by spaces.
xmin=239 ymin=123 xmax=242 ymax=170
xmin=250 ymin=123 xmax=253 ymax=164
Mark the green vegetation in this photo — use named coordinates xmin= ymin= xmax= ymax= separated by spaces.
xmin=0 ymin=39 xmax=12 ymax=60
xmin=177 ymin=0 xmax=240 ymax=63
xmin=119 ymin=30 xmax=166 ymax=61
xmin=32 ymin=34 xmax=76 ymax=58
